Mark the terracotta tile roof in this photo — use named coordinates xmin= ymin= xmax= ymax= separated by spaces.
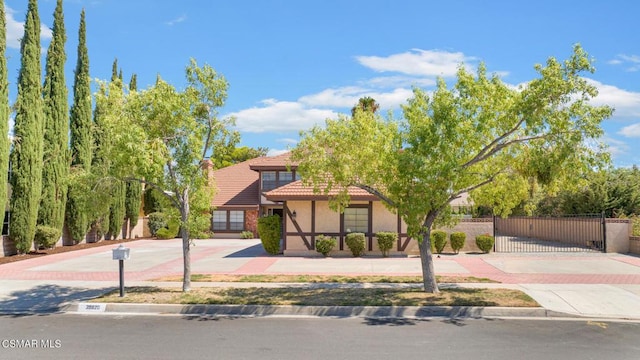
xmin=249 ymin=152 xmax=298 ymax=171
xmin=211 ymin=158 xmax=260 ymax=209
xmin=263 ymin=180 xmax=379 ymax=201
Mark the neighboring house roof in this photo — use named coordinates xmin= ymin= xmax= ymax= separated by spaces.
xmin=211 ymin=158 xmax=260 ymax=210
xmin=263 ymin=180 xmax=379 ymax=202
xmin=249 ymin=152 xmax=298 ymax=171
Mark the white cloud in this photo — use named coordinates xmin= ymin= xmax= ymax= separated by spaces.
xmin=619 ymin=123 xmax=640 ymax=138
xmin=228 ymin=99 xmax=338 ymax=133
xmin=266 ymin=149 xmax=290 ymax=156
xmin=364 ymin=75 xmax=436 ymax=89
xmin=355 ymin=48 xmax=474 ymax=77
xmin=608 ymin=54 xmax=640 ymax=72
xmin=5 ymin=5 xmax=52 ymax=49
xmin=299 ymin=87 xmax=414 ymax=110
xmin=277 ymin=138 xmax=298 ymax=144
xmin=166 ymin=14 xmax=187 ymax=26
xmin=602 ymin=136 xmax=629 ymax=156
xmin=586 ymin=78 xmax=640 ymax=117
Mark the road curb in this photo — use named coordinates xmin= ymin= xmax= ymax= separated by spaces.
xmin=64 ymin=302 xmax=577 ymax=319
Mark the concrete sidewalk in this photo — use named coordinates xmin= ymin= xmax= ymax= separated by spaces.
xmin=1 ymin=239 xmax=640 ymax=319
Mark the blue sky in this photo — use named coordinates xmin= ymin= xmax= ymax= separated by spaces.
xmin=4 ymin=0 xmax=640 ymax=167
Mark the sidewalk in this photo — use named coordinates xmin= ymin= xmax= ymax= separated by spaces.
xmin=1 ymin=239 xmax=640 ymax=319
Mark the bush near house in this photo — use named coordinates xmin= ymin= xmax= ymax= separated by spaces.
xmin=34 ymin=225 xmax=62 ymax=250
xmin=156 ymin=218 xmax=180 ymax=239
xmin=241 ymin=231 xmax=254 ymax=239
xmin=431 ymin=230 xmax=447 ymax=254
xmin=315 ymin=235 xmax=336 ymax=257
xmin=450 ymin=232 xmax=466 ymax=254
xmin=345 ymin=232 xmax=366 ymax=257
xmin=148 ymin=212 xmax=167 ymax=236
xmin=376 ymin=232 xmax=396 ymax=257
xmin=476 ymin=234 xmax=495 ymax=253
xmin=257 ymin=215 xmax=281 ymax=255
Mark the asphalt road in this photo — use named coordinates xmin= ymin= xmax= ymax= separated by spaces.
xmin=0 ymin=314 xmax=639 ymax=360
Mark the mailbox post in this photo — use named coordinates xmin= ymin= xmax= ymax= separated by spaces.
xmin=112 ymin=244 xmax=130 ymax=297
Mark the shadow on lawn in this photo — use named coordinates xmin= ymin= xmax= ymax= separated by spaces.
xmin=0 ymin=284 xmax=110 ymax=316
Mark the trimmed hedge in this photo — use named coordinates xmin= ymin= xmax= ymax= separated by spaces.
xmin=345 ymin=232 xmax=366 ymax=257
xmin=148 ymin=212 xmax=167 ymax=236
xmin=431 ymin=230 xmax=447 ymax=254
xmin=34 ymin=225 xmax=61 ymax=250
xmin=475 ymin=234 xmax=495 ymax=253
xmin=376 ymin=232 xmax=396 ymax=257
xmin=156 ymin=219 xmax=180 ymax=239
xmin=450 ymin=232 xmax=466 ymax=254
xmin=257 ymin=215 xmax=281 ymax=255
xmin=315 ymin=235 xmax=336 ymax=257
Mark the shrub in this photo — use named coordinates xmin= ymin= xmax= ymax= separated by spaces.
xmin=345 ymin=232 xmax=366 ymax=257
xmin=431 ymin=230 xmax=447 ymax=254
xmin=34 ymin=225 xmax=61 ymax=250
xmin=475 ymin=234 xmax=495 ymax=253
xmin=315 ymin=235 xmax=336 ymax=257
xmin=449 ymin=232 xmax=466 ymax=254
xmin=148 ymin=212 xmax=167 ymax=236
xmin=241 ymin=231 xmax=255 ymax=239
xmin=257 ymin=215 xmax=281 ymax=255
xmin=376 ymin=232 xmax=396 ymax=257
xmin=156 ymin=218 xmax=180 ymax=239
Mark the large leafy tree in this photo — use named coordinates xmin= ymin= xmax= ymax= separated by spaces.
xmin=292 ymin=45 xmax=613 ymax=293
xmin=66 ymin=9 xmax=92 ymax=244
xmin=39 ymin=0 xmax=69 ymax=232
xmin=213 ymin=146 xmax=268 ymax=169
xmin=10 ymin=0 xmax=45 ymax=253
xmin=100 ymin=59 xmax=239 ymax=291
xmin=0 ymin=2 xmax=9 ymax=237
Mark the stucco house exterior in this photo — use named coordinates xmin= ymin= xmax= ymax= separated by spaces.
xmin=211 ymin=152 xmax=419 ymax=255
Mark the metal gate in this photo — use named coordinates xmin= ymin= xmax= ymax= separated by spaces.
xmin=493 ymin=214 xmax=606 ymax=253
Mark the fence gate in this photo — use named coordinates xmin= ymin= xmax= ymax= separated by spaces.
xmin=493 ymin=214 xmax=606 ymax=253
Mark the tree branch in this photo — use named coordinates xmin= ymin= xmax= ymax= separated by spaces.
xmin=352 ymin=183 xmax=396 ymax=207
xmin=445 ymin=173 xmax=500 ymax=205
xmin=123 ymin=176 xmax=181 ymax=210
xmin=461 ymin=116 xmax=527 ymax=169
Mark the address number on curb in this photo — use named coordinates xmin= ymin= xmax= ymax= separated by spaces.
xmin=78 ymin=303 xmax=106 ymax=312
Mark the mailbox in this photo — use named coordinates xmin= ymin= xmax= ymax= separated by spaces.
xmin=112 ymin=244 xmax=130 ymax=261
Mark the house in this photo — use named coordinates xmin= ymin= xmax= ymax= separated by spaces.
xmin=210 ymin=152 xmax=300 ymax=238
xmin=211 ymin=152 xmax=418 ymax=255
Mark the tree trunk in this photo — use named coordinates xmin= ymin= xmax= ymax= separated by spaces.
xmin=180 ymin=189 xmax=191 ymax=292
xmin=418 ymin=217 xmax=439 ymax=293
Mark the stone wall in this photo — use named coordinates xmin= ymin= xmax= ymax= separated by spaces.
xmin=245 ymin=210 xmax=259 ymax=237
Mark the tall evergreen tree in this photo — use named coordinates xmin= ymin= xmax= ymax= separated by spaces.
xmin=0 ymin=2 xmax=10 ymax=238
xmin=65 ymin=9 xmax=92 ymax=243
xmin=39 ymin=0 xmax=69 ymax=232
xmin=10 ymin=0 xmax=45 ymax=253
xmin=125 ymin=74 xmax=142 ymax=238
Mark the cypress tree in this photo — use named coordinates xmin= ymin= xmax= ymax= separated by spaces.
xmin=125 ymin=74 xmax=142 ymax=238
xmin=0 ymin=2 xmax=10 ymax=238
xmin=65 ymin=9 xmax=92 ymax=243
xmin=108 ymin=179 xmax=125 ymax=239
xmin=10 ymin=0 xmax=45 ymax=253
xmin=90 ymin=83 xmax=109 ymax=238
xmin=39 ymin=0 xmax=69 ymax=232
